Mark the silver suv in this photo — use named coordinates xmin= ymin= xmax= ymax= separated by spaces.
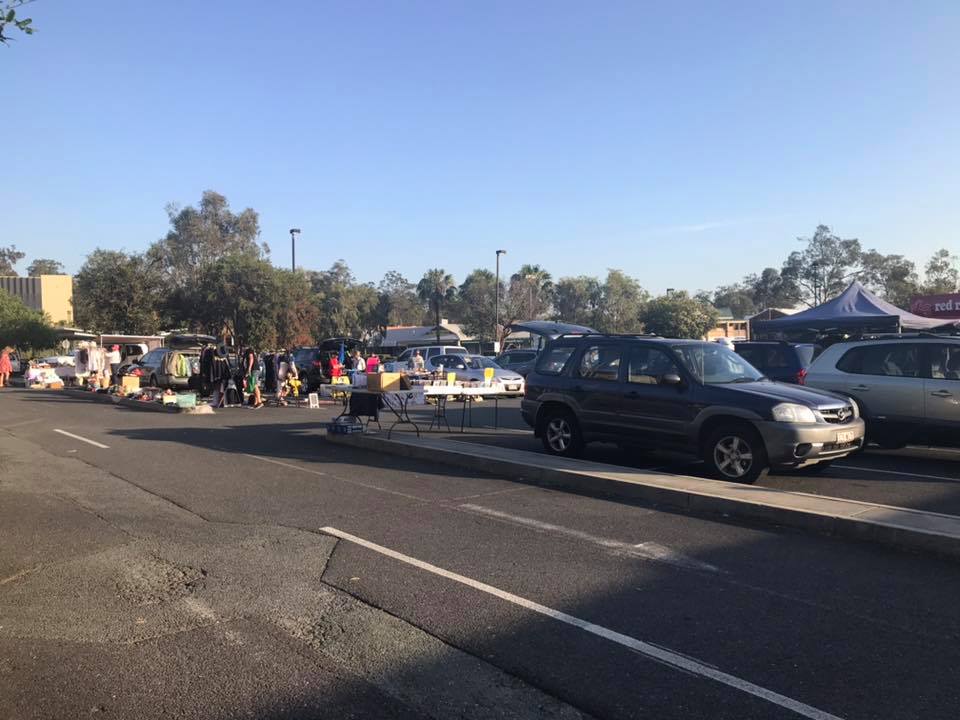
xmin=805 ymin=335 xmax=960 ymax=449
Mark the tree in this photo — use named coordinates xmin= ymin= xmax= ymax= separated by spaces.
xmin=781 ymin=225 xmax=862 ymax=306
xmin=744 ymin=268 xmax=800 ymax=309
xmin=273 ymin=270 xmax=319 ymax=348
xmin=922 ymin=249 xmax=959 ymax=295
xmin=376 ymin=271 xmax=423 ymax=329
xmin=309 ymin=261 xmax=379 ymax=340
xmin=0 ymin=1 xmax=36 ymax=45
xmin=149 ymin=190 xmax=265 ymax=287
xmin=859 ymin=250 xmax=918 ymax=308
xmin=596 ymin=270 xmax=647 ymax=333
xmin=73 ymin=250 xmax=165 ymax=334
xmin=639 ymin=292 xmax=719 ymax=339
xmin=417 ymin=269 xmax=457 ymax=343
xmin=554 ymin=276 xmax=602 ymax=327
xmin=457 ymin=269 xmax=500 ymax=342
xmin=0 ymin=245 xmax=25 ymax=275
xmin=712 ymin=284 xmax=756 ymax=320
xmin=27 ymin=258 xmax=64 ymax=276
xmin=0 ymin=290 xmax=54 ymax=350
xmin=503 ymin=264 xmax=554 ymax=332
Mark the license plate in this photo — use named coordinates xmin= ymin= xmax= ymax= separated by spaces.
xmin=836 ymin=430 xmax=856 ymax=444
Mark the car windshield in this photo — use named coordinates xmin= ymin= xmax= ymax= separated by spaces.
xmin=672 ymin=343 xmax=764 ymax=384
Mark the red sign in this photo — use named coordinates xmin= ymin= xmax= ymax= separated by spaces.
xmin=910 ymin=293 xmax=960 ymax=319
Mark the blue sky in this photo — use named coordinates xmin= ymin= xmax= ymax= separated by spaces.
xmin=5 ymin=1 xmax=958 ymax=293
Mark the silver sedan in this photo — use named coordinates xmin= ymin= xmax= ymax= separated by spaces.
xmin=432 ymin=354 xmax=526 ymax=396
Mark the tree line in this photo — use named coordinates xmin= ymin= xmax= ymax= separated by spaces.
xmin=3 ymin=191 xmax=957 ymax=352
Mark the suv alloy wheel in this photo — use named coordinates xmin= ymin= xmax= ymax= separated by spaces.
xmin=703 ymin=425 xmax=768 ymax=484
xmin=541 ymin=409 xmax=583 ymax=457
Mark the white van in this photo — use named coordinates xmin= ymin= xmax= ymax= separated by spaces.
xmin=385 ymin=346 xmax=468 ymax=372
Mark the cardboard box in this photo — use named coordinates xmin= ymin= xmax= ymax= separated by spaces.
xmin=121 ymin=376 xmax=140 ymax=392
xmin=367 ymin=372 xmax=401 ymax=392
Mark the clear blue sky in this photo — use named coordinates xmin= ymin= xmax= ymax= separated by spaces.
xmin=5 ymin=1 xmax=958 ymax=293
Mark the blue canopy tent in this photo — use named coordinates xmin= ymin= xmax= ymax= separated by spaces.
xmin=751 ymin=281 xmax=958 ymax=337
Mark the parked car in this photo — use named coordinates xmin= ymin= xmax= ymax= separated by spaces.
xmin=384 ymin=346 xmax=468 ymax=373
xmin=495 ymin=349 xmax=539 ymax=377
xmin=521 ymin=335 xmax=865 ymax=483
xmin=133 ymin=347 xmax=200 ymax=389
xmin=804 ymin=335 xmax=960 ymax=449
xmin=9 ymin=349 xmax=22 ymax=375
xmin=291 ymin=346 xmax=328 ymax=391
xmin=733 ymin=341 xmax=817 ymax=384
xmin=432 ymin=354 xmax=526 ymax=395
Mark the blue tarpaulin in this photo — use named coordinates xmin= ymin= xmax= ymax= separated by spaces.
xmin=752 ymin=281 xmax=957 ymax=333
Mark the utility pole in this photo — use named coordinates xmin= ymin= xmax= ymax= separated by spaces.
xmin=495 ymin=249 xmax=507 ymax=349
xmin=289 ymin=228 xmax=301 ymax=272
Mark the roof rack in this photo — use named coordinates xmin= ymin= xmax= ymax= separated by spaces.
xmin=554 ymin=332 xmax=664 ymax=340
xmin=853 ymin=331 xmax=960 ymax=340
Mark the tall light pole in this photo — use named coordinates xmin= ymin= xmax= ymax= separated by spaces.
xmin=289 ymin=228 xmax=301 ymax=272
xmin=495 ymin=249 xmax=507 ymax=348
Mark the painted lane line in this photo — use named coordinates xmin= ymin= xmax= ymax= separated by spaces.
xmin=321 ymin=526 xmax=843 ymax=720
xmin=244 ymin=454 xmax=428 ymax=502
xmin=53 ymin=429 xmax=109 ymax=449
xmin=459 ymin=503 xmax=718 ymax=573
xmin=835 ymin=464 xmax=960 ymax=484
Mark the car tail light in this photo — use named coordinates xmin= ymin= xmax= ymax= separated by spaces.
xmin=796 ymin=368 xmax=807 ymax=385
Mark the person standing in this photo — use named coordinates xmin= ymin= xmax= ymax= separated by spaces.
xmin=0 ymin=347 xmax=12 ymax=388
xmin=410 ymin=350 xmax=425 ymax=372
xmin=244 ymin=345 xmax=264 ymax=409
xmin=106 ymin=344 xmax=122 ymax=385
xmin=351 ymin=349 xmax=365 ymax=373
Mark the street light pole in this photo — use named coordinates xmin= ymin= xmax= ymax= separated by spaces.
xmin=495 ymin=249 xmax=507 ymax=348
xmin=289 ymin=228 xmax=301 ymax=272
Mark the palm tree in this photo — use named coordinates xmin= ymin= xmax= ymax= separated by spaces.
xmin=417 ymin=269 xmax=457 ymax=343
xmin=510 ymin=264 xmax=554 ymax=319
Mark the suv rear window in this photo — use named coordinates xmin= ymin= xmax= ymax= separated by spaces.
xmin=536 ymin=345 xmax=577 ymax=375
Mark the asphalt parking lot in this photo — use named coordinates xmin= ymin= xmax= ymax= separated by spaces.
xmin=403 ymin=398 xmax=960 ymax=517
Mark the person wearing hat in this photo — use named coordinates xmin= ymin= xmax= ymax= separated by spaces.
xmin=106 ymin=344 xmax=122 ymax=385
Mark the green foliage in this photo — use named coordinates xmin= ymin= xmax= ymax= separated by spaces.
xmin=639 ymin=292 xmax=719 ymax=339
xmin=73 ymin=249 xmax=165 ymax=334
xmin=310 ymin=260 xmax=380 ymax=340
xmin=26 ymin=258 xmax=64 ymax=276
xmin=0 ymin=289 xmax=54 ymax=350
xmin=595 ymin=270 xmax=647 ymax=333
xmin=377 ymin=271 xmax=423 ymax=330
xmin=0 ymin=1 xmax=35 ymax=45
xmin=417 ymin=269 xmax=457 ymax=343
xmin=859 ymin=250 xmax=918 ymax=309
xmin=923 ymin=249 xmax=959 ymax=295
xmin=0 ymin=245 xmax=25 ymax=275
xmin=457 ymin=269 xmax=500 ymax=342
xmin=781 ymin=225 xmax=863 ymax=306
xmin=554 ymin=276 xmax=602 ymax=327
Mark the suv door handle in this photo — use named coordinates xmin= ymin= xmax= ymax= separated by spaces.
xmin=851 ymin=385 xmax=871 ymax=391
xmin=931 ymin=390 xmax=954 ymax=398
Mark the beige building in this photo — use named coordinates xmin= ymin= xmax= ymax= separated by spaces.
xmin=0 ymin=274 xmax=74 ymax=324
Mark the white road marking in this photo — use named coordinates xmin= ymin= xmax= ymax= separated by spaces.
xmin=836 ymin=464 xmax=960 ymax=484
xmin=459 ymin=503 xmax=718 ymax=573
xmin=321 ymin=526 xmax=843 ymax=720
xmin=53 ymin=429 xmax=109 ymax=449
xmin=244 ymin=454 xmax=427 ymax=501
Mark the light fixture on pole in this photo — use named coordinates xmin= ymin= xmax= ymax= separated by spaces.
xmin=289 ymin=228 xmax=301 ymax=272
xmin=495 ymin=249 xmax=507 ymax=349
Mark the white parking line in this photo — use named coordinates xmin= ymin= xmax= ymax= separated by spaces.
xmin=836 ymin=464 xmax=960 ymax=484
xmin=459 ymin=503 xmax=719 ymax=573
xmin=321 ymin=526 xmax=843 ymax=720
xmin=53 ymin=429 xmax=109 ymax=449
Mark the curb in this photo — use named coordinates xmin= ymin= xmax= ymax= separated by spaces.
xmin=60 ymin=389 xmax=213 ymax=414
xmin=325 ymin=432 xmax=960 ymax=560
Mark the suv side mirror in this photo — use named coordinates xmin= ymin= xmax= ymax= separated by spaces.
xmin=661 ymin=373 xmax=682 ymax=386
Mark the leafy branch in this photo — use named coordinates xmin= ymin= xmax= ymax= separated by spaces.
xmin=1 ymin=0 xmax=37 ymax=45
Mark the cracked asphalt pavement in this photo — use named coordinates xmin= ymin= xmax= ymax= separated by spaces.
xmin=2 ymin=389 xmax=960 ymax=720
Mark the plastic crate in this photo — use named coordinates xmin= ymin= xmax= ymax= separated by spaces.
xmin=175 ymin=392 xmax=197 ymax=408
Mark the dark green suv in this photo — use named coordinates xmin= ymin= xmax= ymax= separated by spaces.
xmin=521 ymin=335 xmax=865 ymax=483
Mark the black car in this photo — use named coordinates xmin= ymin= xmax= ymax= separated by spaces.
xmin=494 ymin=349 xmax=539 ymax=377
xmin=733 ymin=341 xmax=816 ymax=384
xmin=521 ymin=335 xmax=865 ymax=483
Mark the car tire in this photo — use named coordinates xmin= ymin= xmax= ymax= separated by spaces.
xmin=702 ymin=424 xmax=768 ymax=484
xmin=540 ymin=409 xmax=584 ymax=458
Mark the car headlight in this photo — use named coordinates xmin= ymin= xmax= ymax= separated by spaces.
xmin=848 ymin=398 xmax=860 ymax=418
xmin=771 ymin=403 xmax=818 ymax=423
